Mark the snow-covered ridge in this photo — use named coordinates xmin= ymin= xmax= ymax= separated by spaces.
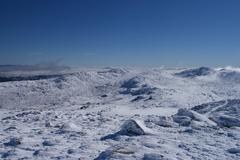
xmin=1 ymin=66 xmax=240 ymax=109
xmin=174 ymin=67 xmax=214 ymax=78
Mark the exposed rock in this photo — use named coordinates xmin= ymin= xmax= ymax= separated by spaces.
xmin=192 ymin=100 xmax=226 ymax=114
xmin=94 ymin=145 xmax=136 ymax=160
xmin=15 ymin=111 xmax=41 ymax=117
xmin=157 ymin=117 xmax=174 ymax=127
xmin=4 ymin=137 xmax=21 ymax=147
xmin=42 ymin=140 xmax=56 ymax=146
xmin=143 ymin=153 xmax=164 ymax=160
xmin=227 ymin=148 xmax=240 ymax=154
xmin=67 ymin=149 xmax=75 ymax=154
xmin=120 ymin=77 xmax=141 ymax=89
xmin=173 ymin=116 xmax=192 ymax=126
xmin=33 ymin=150 xmax=41 ymax=156
xmin=101 ymin=119 xmax=154 ymax=140
xmin=4 ymin=126 xmax=17 ymax=131
xmin=1 ymin=150 xmax=15 ymax=158
xmin=210 ymin=116 xmax=240 ymax=128
xmin=131 ymin=96 xmax=145 ymax=102
xmin=192 ymin=99 xmax=240 ymax=128
xmin=45 ymin=121 xmax=53 ymax=127
xmin=175 ymin=108 xmax=195 ymax=119
xmin=100 ymin=94 xmax=108 ymax=98
xmin=33 ymin=149 xmax=50 ymax=157
xmin=120 ymin=119 xmax=154 ymax=136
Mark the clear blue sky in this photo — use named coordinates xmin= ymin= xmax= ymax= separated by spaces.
xmin=1 ymin=0 xmax=240 ymax=67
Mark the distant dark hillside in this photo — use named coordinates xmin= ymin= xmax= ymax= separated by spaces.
xmin=0 ymin=64 xmax=70 ymax=72
xmin=0 ymin=74 xmax=66 ymax=82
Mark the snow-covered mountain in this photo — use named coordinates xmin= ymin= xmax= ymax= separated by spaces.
xmin=0 ymin=67 xmax=240 ymax=159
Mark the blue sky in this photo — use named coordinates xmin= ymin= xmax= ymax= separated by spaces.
xmin=1 ymin=0 xmax=240 ymax=67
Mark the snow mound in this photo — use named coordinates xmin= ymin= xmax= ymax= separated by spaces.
xmin=145 ymin=116 xmax=175 ymax=127
xmin=175 ymin=67 xmax=213 ymax=78
xmin=56 ymin=122 xmax=82 ymax=133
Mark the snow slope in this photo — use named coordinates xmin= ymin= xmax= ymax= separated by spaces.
xmin=0 ymin=67 xmax=240 ymax=159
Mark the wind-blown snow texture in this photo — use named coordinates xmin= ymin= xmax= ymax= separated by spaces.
xmin=0 ymin=66 xmax=240 ymax=159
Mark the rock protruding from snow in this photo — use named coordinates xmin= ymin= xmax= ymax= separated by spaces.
xmin=227 ymin=148 xmax=240 ymax=154
xmin=192 ymin=99 xmax=240 ymax=128
xmin=4 ymin=137 xmax=21 ymax=147
xmin=175 ymin=108 xmax=195 ymax=119
xmin=172 ymin=109 xmax=195 ymax=126
xmin=42 ymin=140 xmax=56 ymax=146
xmin=210 ymin=116 xmax=240 ymax=128
xmin=120 ymin=76 xmax=141 ymax=89
xmin=143 ymin=153 xmax=164 ymax=160
xmin=120 ymin=119 xmax=153 ymax=136
xmin=173 ymin=108 xmax=217 ymax=128
xmin=173 ymin=116 xmax=192 ymax=126
xmin=192 ymin=100 xmax=226 ymax=114
xmin=94 ymin=144 xmax=137 ymax=160
xmin=1 ymin=150 xmax=15 ymax=158
xmin=119 ymin=76 xmax=156 ymax=96
xmin=101 ymin=119 xmax=154 ymax=140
